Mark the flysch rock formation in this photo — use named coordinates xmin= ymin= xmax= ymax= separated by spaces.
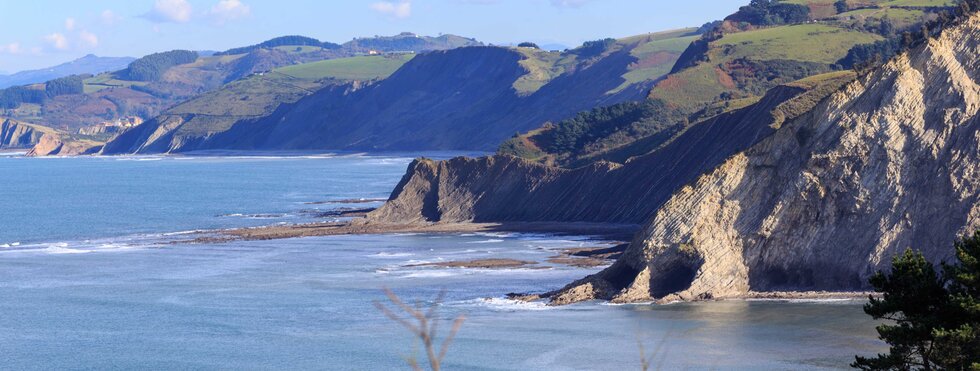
xmin=26 ymin=133 xmax=102 ymax=156
xmin=548 ymin=14 xmax=980 ymax=304
xmin=0 ymin=119 xmax=47 ymax=149
xmin=368 ymin=80 xmax=842 ymax=225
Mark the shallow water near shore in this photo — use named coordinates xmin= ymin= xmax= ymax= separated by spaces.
xmin=0 ymin=154 xmax=884 ymax=369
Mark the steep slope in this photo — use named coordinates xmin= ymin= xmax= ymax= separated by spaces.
xmin=369 ymin=73 xmax=854 ymax=224
xmin=0 ymin=119 xmax=56 ymax=149
xmin=104 ymin=31 xmax=696 ymax=153
xmin=0 ymin=55 xmax=134 ymax=89
xmin=548 ymin=12 xmax=980 ymax=304
xmin=99 ymin=54 xmax=404 ymax=154
xmin=2 ymin=33 xmax=479 ymax=136
xmin=501 ymin=0 xmax=949 ymax=167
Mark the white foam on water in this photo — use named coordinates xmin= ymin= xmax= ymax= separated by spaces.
xmin=41 ymin=243 xmax=92 ymax=254
xmin=467 ymin=239 xmax=504 ymax=244
xmin=402 ymin=270 xmax=461 ymax=278
xmin=744 ymin=298 xmax=860 ymax=304
xmin=452 ymin=297 xmax=555 ymax=311
xmin=369 ymin=252 xmax=414 ymax=258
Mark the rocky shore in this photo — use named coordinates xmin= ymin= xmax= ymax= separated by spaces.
xmin=211 ymin=220 xmax=640 ymax=242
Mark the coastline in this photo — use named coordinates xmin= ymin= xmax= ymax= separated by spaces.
xmin=210 ymin=220 xmax=642 ymax=242
xmin=191 ymin=218 xmax=876 ymax=303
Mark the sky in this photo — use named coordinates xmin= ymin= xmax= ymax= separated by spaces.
xmin=0 ymin=0 xmax=742 ymax=73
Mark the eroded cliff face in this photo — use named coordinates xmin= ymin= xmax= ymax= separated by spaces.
xmin=26 ymin=133 xmax=102 ymax=156
xmin=369 ymin=82 xmax=830 ymax=225
xmin=550 ymin=14 xmax=980 ymax=304
xmin=0 ymin=119 xmax=47 ymax=149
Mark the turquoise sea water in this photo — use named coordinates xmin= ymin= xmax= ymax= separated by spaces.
xmin=0 ymin=152 xmax=884 ymax=369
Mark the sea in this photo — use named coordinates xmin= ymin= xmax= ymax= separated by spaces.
xmin=0 ymin=151 xmax=885 ymax=370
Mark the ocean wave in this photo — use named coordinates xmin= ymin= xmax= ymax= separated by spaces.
xmin=466 ymin=239 xmax=504 ymax=244
xmin=744 ymin=298 xmax=860 ymax=304
xmin=402 ymin=270 xmax=461 ymax=278
xmin=217 ymin=213 xmax=287 ymax=219
xmin=451 ymin=297 xmax=555 ymax=311
xmin=369 ymin=252 xmax=414 ymax=258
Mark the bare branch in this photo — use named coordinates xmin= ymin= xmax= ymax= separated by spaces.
xmin=438 ymin=315 xmax=466 ymax=362
xmin=376 ymin=287 xmax=466 ymax=371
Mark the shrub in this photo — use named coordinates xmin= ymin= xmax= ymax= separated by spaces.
xmin=215 ymin=35 xmax=340 ymax=56
xmin=572 ymin=38 xmax=617 ymax=58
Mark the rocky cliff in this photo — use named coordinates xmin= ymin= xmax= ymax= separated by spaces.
xmin=548 ymin=14 xmax=980 ymax=304
xmin=26 ymin=133 xmax=102 ymax=156
xmin=0 ymin=119 xmax=53 ymax=149
xmin=369 ymin=77 xmax=847 ymax=224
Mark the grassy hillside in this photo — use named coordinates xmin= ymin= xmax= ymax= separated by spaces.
xmin=100 ymin=51 xmax=424 ymax=153
xmin=3 ymin=33 xmax=480 ymax=136
xmin=500 ymin=0 xmax=952 ymax=167
xmin=275 ymin=54 xmax=415 ymax=80
xmin=511 ymin=28 xmax=699 ymax=96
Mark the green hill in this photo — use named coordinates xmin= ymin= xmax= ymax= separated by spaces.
xmin=102 ymin=30 xmax=699 ymax=154
xmin=275 ymin=54 xmax=415 ymax=80
xmin=499 ymin=0 xmax=952 ymax=167
xmin=2 ymin=33 xmax=480 ymax=138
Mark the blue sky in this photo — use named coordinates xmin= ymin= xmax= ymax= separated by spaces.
xmin=0 ymin=0 xmax=742 ymax=73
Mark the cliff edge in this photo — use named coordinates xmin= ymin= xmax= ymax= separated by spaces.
xmin=549 ymin=14 xmax=980 ymax=304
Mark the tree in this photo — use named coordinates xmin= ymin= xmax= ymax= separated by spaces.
xmin=934 ymin=231 xmax=980 ymax=369
xmin=854 ymin=232 xmax=980 ymax=370
xmin=44 ymin=74 xmax=87 ymax=97
xmin=835 ymin=0 xmax=849 ymax=13
xmin=517 ymin=42 xmax=539 ymax=49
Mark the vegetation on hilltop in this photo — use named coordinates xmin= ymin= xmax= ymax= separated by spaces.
xmin=499 ymin=0 xmax=960 ymax=168
xmin=571 ymin=38 xmax=618 ymax=58
xmin=344 ymin=33 xmax=481 ymax=52
xmin=44 ymin=75 xmax=86 ymax=97
xmin=118 ymin=50 xmax=199 ymax=82
xmin=727 ymin=0 xmax=812 ymax=25
xmin=215 ymin=35 xmax=341 ymax=56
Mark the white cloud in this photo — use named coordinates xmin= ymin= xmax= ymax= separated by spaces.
xmin=209 ymin=0 xmax=251 ymax=24
xmin=0 ymin=43 xmax=23 ymax=54
xmin=78 ymin=31 xmax=99 ymax=48
xmin=65 ymin=18 xmax=77 ymax=31
xmin=144 ymin=0 xmax=193 ymax=23
xmin=371 ymin=1 xmax=412 ymax=19
xmin=101 ymin=10 xmax=122 ymax=26
xmin=44 ymin=33 xmax=69 ymax=50
xmin=550 ymin=0 xmax=590 ymax=8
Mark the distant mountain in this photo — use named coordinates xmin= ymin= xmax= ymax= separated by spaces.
xmin=102 ymin=29 xmax=697 ymax=154
xmin=0 ymin=55 xmax=135 ymax=89
xmin=2 ymin=33 xmax=480 ymax=135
